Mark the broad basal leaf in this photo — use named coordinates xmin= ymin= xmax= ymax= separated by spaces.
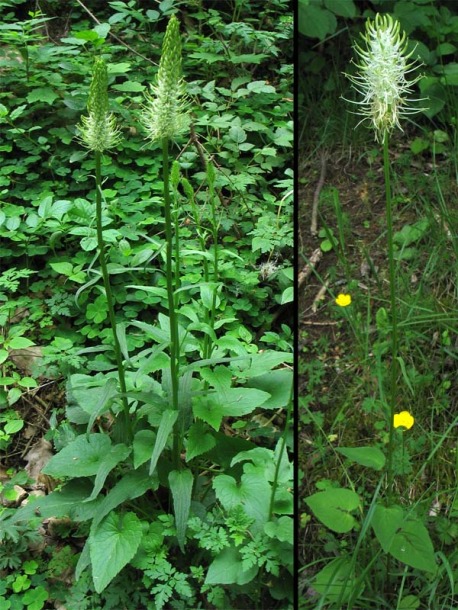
xmin=213 ymin=472 xmax=271 ymax=531
xmin=372 ymin=504 xmax=437 ymax=573
xmin=43 ymin=434 xmax=112 ymax=478
xmin=43 ymin=434 xmax=130 ymax=501
xmin=305 ymin=488 xmax=361 ymax=533
xmin=89 ymin=511 xmax=143 ymax=593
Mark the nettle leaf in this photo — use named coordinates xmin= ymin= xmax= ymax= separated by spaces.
xmin=27 ymin=87 xmax=59 ymax=105
xmin=193 ymin=395 xmax=224 ymax=431
xmin=335 ymin=446 xmax=386 ymax=471
xmin=305 ymin=488 xmax=361 ymax=533
xmin=220 ymin=387 xmax=270 ymax=417
xmin=372 ymin=504 xmax=437 ymax=573
xmin=168 ymin=469 xmax=193 ymax=552
xmin=89 ymin=511 xmax=143 ymax=593
xmin=186 ymin=421 xmax=216 ymax=461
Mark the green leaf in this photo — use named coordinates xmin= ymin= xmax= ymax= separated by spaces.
xmin=43 ymin=433 xmax=111 ymax=477
xmin=113 ymin=81 xmax=145 ymax=92
xmin=91 ymin=469 xmax=154 ymax=531
xmin=50 ymin=262 xmax=74 ymax=276
xmin=168 ymin=469 xmax=193 ymax=552
xmin=313 ymin=557 xmax=359 ymax=604
xmin=86 ymin=443 xmax=131 ymax=502
xmin=324 ymin=0 xmax=356 ymax=18
xmin=335 ymin=446 xmax=386 ymax=470
xmin=90 ymin=511 xmax=143 ymax=593
xmin=4 ymin=419 xmax=24 ymax=435
xmin=193 ymin=396 xmax=224 ymax=431
xmin=68 ymin=375 xmax=118 ymax=430
xmin=228 ymin=126 xmax=247 ymax=143
xmin=186 ymin=421 xmax=216 ymax=461
xmin=305 ymin=488 xmax=361 ymax=533
xmin=133 ymin=430 xmax=156 ymax=468
xmin=298 ymin=2 xmax=336 ymax=40
xmin=0 ymin=350 xmax=8 ymax=365
xmin=264 ymin=516 xmax=293 ymax=544
xmin=372 ymin=504 xmax=437 ymax=573
xmin=246 ymin=81 xmax=276 ymax=94
xmin=245 ymin=369 xmax=292 ymax=409
xmin=93 ymin=23 xmax=110 ymax=38
xmin=8 ymin=480 xmax=99 ymax=525
xmin=281 ymin=286 xmax=293 ymax=304
xmin=205 ymin=546 xmax=258 ymax=585
xmin=213 ymin=472 xmax=271 ymax=531
xmin=149 ymin=409 xmax=178 ymax=475
xmin=399 ymin=595 xmax=421 ymax=610
xmin=8 ymin=336 xmax=35 ymax=349
xmin=27 ymin=87 xmax=59 ymax=105
xmin=218 ymin=387 xmax=270 ymax=417
xmin=320 ymin=238 xmax=333 ymax=252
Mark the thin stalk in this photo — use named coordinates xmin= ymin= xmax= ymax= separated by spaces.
xmin=268 ymin=384 xmax=293 ymax=521
xmin=383 ymin=133 xmax=399 ymax=498
xmin=94 ymin=151 xmax=131 ymax=442
xmin=162 ymin=138 xmax=180 ymax=468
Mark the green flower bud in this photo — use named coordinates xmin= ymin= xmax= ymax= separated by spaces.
xmin=78 ymin=57 xmax=121 ymax=152
xmin=142 ymin=15 xmax=189 ymax=142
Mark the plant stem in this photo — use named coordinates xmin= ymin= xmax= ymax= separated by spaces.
xmin=383 ymin=133 xmax=398 ymax=498
xmin=268 ymin=383 xmax=293 ymax=521
xmin=94 ymin=151 xmax=131 ymax=442
xmin=162 ymin=138 xmax=180 ymax=468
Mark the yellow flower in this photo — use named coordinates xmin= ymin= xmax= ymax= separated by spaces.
xmin=393 ymin=411 xmax=414 ymax=430
xmin=335 ymin=293 xmax=352 ymax=307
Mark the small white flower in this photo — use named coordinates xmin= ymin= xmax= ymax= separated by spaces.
xmin=344 ymin=13 xmax=426 ymax=143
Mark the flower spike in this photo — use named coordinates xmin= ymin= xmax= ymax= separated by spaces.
xmin=142 ymin=15 xmax=189 ymax=142
xmin=344 ymin=13 xmax=426 ymax=143
xmin=78 ymin=57 xmax=121 ymax=152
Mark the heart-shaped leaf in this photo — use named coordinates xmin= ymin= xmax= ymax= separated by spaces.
xmin=305 ymin=488 xmax=360 ymax=533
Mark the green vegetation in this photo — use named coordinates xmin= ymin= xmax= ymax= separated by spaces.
xmin=300 ymin=1 xmax=458 ymax=609
xmin=0 ymin=1 xmax=293 ymax=608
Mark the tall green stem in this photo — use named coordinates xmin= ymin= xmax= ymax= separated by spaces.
xmin=94 ymin=151 xmax=131 ymax=442
xmin=162 ymin=138 xmax=180 ymax=467
xmin=383 ymin=134 xmax=398 ymax=497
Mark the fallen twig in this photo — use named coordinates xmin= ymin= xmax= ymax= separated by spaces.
xmin=310 ymin=151 xmax=328 ymax=236
xmin=298 ymin=248 xmax=322 ymax=287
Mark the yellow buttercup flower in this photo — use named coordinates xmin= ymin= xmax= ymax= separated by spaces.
xmin=335 ymin=293 xmax=352 ymax=307
xmin=393 ymin=411 xmax=414 ymax=430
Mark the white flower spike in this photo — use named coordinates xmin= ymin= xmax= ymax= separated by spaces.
xmin=344 ymin=13 xmax=425 ymax=143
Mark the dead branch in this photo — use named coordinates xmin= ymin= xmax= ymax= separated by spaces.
xmin=298 ymin=248 xmax=322 ymax=287
xmin=310 ymin=151 xmax=328 ymax=236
